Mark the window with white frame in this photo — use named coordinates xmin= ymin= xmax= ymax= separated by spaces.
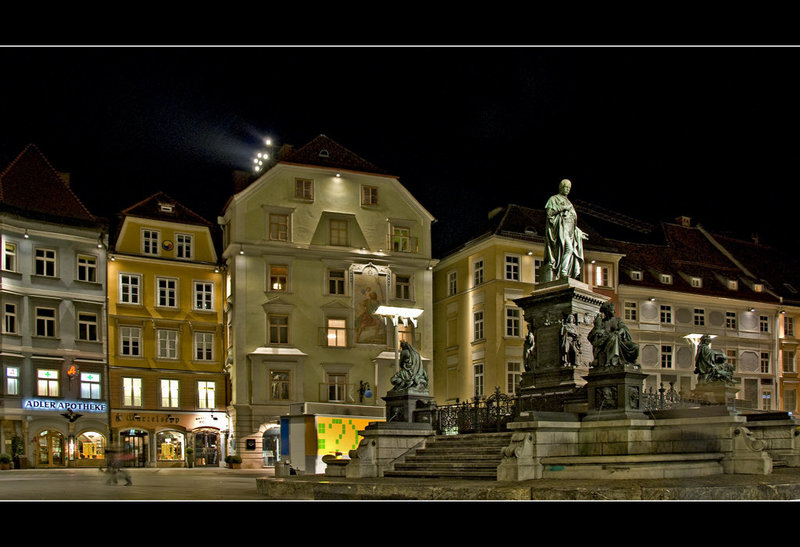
xmin=473 ymin=362 xmax=484 ymax=398
xmin=120 ymin=326 xmax=142 ymax=357
xmin=157 ymin=329 xmax=179 ymax=359
xmin=35 ymin=307 xmax=56 ymax=337
xmin=693 ymin=308 xmax=705 ymax=326
xmin=156 ymin=277 xmax=178 ymax=308
xmin=327 ymin=269 xmax=346 ymax=295
xmin=193 ymin=281 xmax=214 ymax=310
xmin=119 ymin=273 xmax=141 ymax=304
xmin=123 ymin=377 xmax=142 ymax=406
xmin=533 ymin=258 xmax=543 ymax=283
xmin=785 ymin=315 xmax=795 ymax=337
xmin=594 ymin=264 xmax=611 ymax=287
xmin=661 ymin=345 xmax=673 ymax=369
xmin=6 ymin=366 xmax=19 ymax=395
xmin=507 ymin=361 xmax=522 ymax=394
xmin=448 ymin=271 xmax=457 ymax=296
xmin=176 ymin=233 xmax=193 ymax=259
xmin=783 ymin=350 xmax=796 ymax=373
xmin=762 ymin=391 xmax=773 ymax=410
xmin=624 ymin=301 xmax=638 ymax=322
xmin=77 ymin=254 xmax=97 ymax=282
xmin=268 ymin=314 xmax=289 ymax=344
xmin=761 ymin=352 xmax=770 ymax=373
xmin=327 ymin=373 xmax=347 ymax=402
xmin=326 ymin=318 xmax=347 ymax=347
xmin=690 ymin=277 xmax=703 ymax=288
xmin=506 ymin=307 xmax=521 ymax=337
xmin=394 ymin=274 xmax=412 ymax=300
xmin=660 ymin=305 xmax=672 ymax=324
xmin=37 ymin=369 xmax=59 ymax=397
xmin=760 ymin=315 xmax=770 ymax=333
xmin=80 ymin=372 xmax=101 ymax=399
xmin=631 ymin=270 xmax=643 ymax=281
xmin=726 ymin=311 xmax=737 ymax=329
xmin=660 ymin=274 xmax=673 ymax=284
xmin=160 ymin=379 xmax=180 ymax=408
xmin=269 ymin=213 xmax=290 ymax=242
xmin=505 ymin=254 xmax=521 ymax=281
xmin=473 ymin=310 xmax=485 ymax=341
xmin=270 ymin=370 xmax=291 ymax=400
xmin=3 ymin=242 xmax=16 ymax=272
xmin=142 ymin=229 xmax=160 ymax=255
xmin=392 ymin=226 xmax=412 ymax=252
xmin=198 ymin=381 xmax=216 ymax=409
xmin=473 ymin=259 xmax=484 ymax=287
xmin=725 ymin=349 xmax=738 ymax=371
xmin=78 ymin=312 xmax=99 ymax=341
xmin=34 ymin=248 xmax=56 ymax=277
xmin=3 ymin=303 xmax=17 ymax=334
xmin=194 ymin=331 xmax=214 ymax=361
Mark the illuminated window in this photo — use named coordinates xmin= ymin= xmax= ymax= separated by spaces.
xmin=80 ymin=372 xmax=101 ymax=399
xmin=34 ymin=248 xmax=56 ymax=277
xmin=37 ymin=369 xmax=59 ymax=397
xmin=329 ymin=219 xmax=348 ymax=246
xmin=77 ymin=254 xmax=97 ymax=282
xmin=326 ymin=318 xmax=347 ymax=347
xmin=194 ymin=331 xmax=214 ymax=361
xmin=122 ymin=377 xmax=142 ymax=406
xmin=269 ymin=265 xmax=288 ymax=291
xmin=270 ymin=370 xmax=291 ymax=400
xmin=78 ymin=312 xmax=99 ymax=341
xmin=3 ymin=303 xmax=17 ymax=334
xmin=624 ymin=301 xmax=638 ymax=321
xmin=269 ymin=214 xmax=290 ymax=241
xmin=120 ymin=326 xmax=142 ymax=357
xmin=35 ymin=307 xmax=56 ymax=337
xmin=328 ymin=269 xmax=346 ymax=295
xmin=176 ymin=233 xmax=193 ymax=259
xmin=268 ymin=314 xmax=289 ymax=344
xmin=157 ymin=329 xmax=179 ymax=360
xmin=119 ymin=274 xmax=141 ymax=304
xmin=3 ymin=242 xmax=16 ymax=272
xmin=156 ymin=277 xmax=178 ymax=308
xmin=392 ymin=226 xmax=412 ymax=252
xmin=157 ymin=431 xmax=184 ymax=461
xmin=295 ymin=178 xmax=314 ymax=200
xmin=6 ymin=366 xmax=19 ymax=395
xmin=594 ymin=264 xmax=610 ymax=287
xmin=193 ymin=281 xmax=214 ymax=310
xmin=197 ymin=381 xmax=216 ymax=409
xmin=142 ymin=229 xmax=160 ymax=255
xmin=725 ymin=349 xmax=738 ymax=371
xmin=361 ymin=185 xmax=378 ymax=206
xmin=160 ymin=379 xmax=180 ymax=408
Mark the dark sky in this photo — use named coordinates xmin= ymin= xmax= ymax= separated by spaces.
xmin=2 ymin=46 xmax=799 ymax=257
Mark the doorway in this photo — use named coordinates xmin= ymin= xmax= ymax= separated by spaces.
xmin=120 ymin=430 xmax=148 ymax=467
xmin=37 ymin=430 xmax=65 ymax=467
xmin=193 ymin=429 xmax=220 ymax=467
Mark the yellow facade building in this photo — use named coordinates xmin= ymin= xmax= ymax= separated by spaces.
xmin=107 ymin=192 xmax=226 ymax=467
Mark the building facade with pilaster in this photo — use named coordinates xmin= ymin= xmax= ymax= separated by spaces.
xmin=220 ymin=135 xmax=435 ymax=472
xmin=0 ymin=144 xmax=109 ymax=468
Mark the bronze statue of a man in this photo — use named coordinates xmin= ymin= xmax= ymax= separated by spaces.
xmin=543 ymin=179 xmax=588 ymax=281
xmin=694 ymin=335 xmax=735 ymax=385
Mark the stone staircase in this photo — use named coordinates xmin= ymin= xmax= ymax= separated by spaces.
xmin=384 ymin=432 xmax=513 ymax=480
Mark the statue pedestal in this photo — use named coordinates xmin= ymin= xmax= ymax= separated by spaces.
xmin=690 ymin=381 xmax=741 ymax=414
xmin=583 ymin=364 xmax=649 ymax=421
xmin=514 ymin=277 xmax=608 ymax=406
xmin=383 ymin=389 xmax=435 ymax=424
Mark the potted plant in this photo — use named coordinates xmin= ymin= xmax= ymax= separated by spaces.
xmin=186 ymin=446 xmax=194 ymax=468
xmin=0 ymin=453 xmax=12 ymax=470
xmin=225 ymin=454 xmax=242 ymax=469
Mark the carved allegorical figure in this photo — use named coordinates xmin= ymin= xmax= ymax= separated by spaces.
xmin=560 ymin=314 xmax=581 ymax=368
xmin=587 ymin=301 xmax=639 ymax=369
xmin=543 ymin=179 xmax=589 ymax=281
xmin=390 ymin=341 xmax=429 ymax=393
xmin=694 ymin=334 xmax=735 ymax=385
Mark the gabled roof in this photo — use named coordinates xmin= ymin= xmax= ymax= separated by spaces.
xmin=279 ymin=134 xmax=390 ymax=176
xmin=120 ymin=191 xmax=212 ymax=227
xmin=0 ymin=143 xmax=97 ymax=224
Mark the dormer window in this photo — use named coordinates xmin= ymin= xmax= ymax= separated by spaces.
xmin=727 ymin=279 xmax=739 ymax=290
xmin=660 ymin=274 xmax=673 ymax=285
xmin=159 ymin=202 xmax=175 ymax=213
xmin=691 ymin=277 xmax=702 ymax=288
xmin=319 ymin=149 xmax=330 ymax=158
xmin=631 ymin=270 xmax=643 ymax=281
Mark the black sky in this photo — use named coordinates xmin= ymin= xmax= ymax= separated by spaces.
xmin=2 ymin=46 xmax=799 ymax=257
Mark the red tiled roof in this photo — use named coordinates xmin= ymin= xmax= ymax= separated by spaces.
xmin=0 ymin=144 xmax=97 ymax=223
xmin=120 ymin=191 xmax=212 ymax=227
xmin=279 ymin=134 xmax=390 ymax=176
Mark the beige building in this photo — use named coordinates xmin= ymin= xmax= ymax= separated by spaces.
xmin=219 ymin=135 xmax=436 ymax=471
xmin=432 ymin=204 xmax=622 ymax=405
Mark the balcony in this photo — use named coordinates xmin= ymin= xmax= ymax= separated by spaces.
xmin=385 ymin=234 xmax=419 ymax=254
xmin=318 ymin=382 xmax=374 ymax=404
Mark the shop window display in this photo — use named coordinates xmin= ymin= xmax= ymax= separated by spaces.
xmin=77 ymin=431 xmax=106 ymax=460
xmin=157 ymin=431 xmax=185 ymax=461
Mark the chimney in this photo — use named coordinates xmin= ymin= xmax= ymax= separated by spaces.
xmin=676 ymin=216 xmax=691 ymax=227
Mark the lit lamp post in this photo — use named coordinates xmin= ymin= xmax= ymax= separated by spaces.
xmin=374 ymin=305 xmax=424 ymax=372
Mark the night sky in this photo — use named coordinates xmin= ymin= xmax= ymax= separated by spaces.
xmin=2 ymin=46 xmax=799 ymax=257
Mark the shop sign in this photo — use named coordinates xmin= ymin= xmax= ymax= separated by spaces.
xmin=23 ymin=398 xmax=107 ymax=413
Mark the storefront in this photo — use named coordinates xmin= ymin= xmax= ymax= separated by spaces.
xmin=112 ymin=410 xmax=229 ymax=468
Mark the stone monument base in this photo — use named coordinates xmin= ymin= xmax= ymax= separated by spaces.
xmin=690 ymin=381 xmax=740 ymax=413
xmin=383 ymin=389 xmax=435 ymax=425
xmin=583 ymin=363 xmax=649 ymax=421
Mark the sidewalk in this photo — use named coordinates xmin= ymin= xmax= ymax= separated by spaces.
xmin=255 ymin=466 xmax=800 ymax=500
